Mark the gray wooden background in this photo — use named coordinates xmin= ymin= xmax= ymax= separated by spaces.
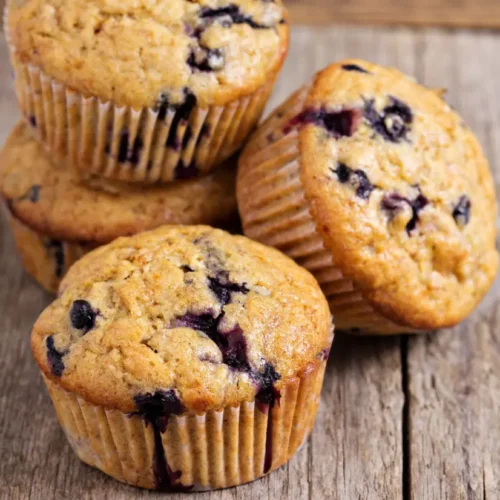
xmin=1 ymin=26 xmax=499 ymax=499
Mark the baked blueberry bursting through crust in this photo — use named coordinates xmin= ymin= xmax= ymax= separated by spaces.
xmin=453 ymin=195 xmax=472 ymax=226
xmin=69 ymin=300 xmax=97 ymax=333
xmin=46 ymin=336 xmax=65 ymax=376
xmin=332 ymin=163 xmax=375 ymax=200
xmin=382 ymin=189 xmax=430 ymax=234
xmin=364 ymin=96 xmax=413 ymax=143
xmin=285 ymin=108 xmax=361 ymax=138
xmin=342 ymin=64 xmax=371 ymax=74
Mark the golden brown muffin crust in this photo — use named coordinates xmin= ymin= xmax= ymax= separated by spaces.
xmin=8 ymin=0 xmax=289 ymax=107
xmin=31 ymin=226 xmax=332 ymax=413
xmin=298 ymin=60 xmax=498 ymax=329
xmin=0 ymin=122 xmax=238 ymax=243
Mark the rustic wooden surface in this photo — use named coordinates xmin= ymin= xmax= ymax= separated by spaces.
xmin=2 ymin=0 xmax=500 ymax=28
xmin=1 ymin=26 xmax=499 ymax=500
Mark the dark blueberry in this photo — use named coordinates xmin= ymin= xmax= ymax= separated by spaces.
xmin=166 ymin=90 xmax=197 ymax=149
xmin=452 ymin=195 xmax=471 ymax=226
xmin=187 ymin=47 xmax=225 ymax=72
xmin=208 ymin=275 xmax=249 ymax=306
xmin=133 ymin=390 xmax=191 ymax=492
xmin=156 ymin=93 xmax=170 ymax=122
xmin=45 ymin=239 xmax=65 ymax=278
xmin=285 ymin=108 xmax=361 ymax=138
xmin=181 ymin=265 xmax=194 ymax=273
xmin=174 ymin=160 xmax=198 ymax=180
xmin=29 ymin=115 xmax=37 ymax=127
xmin=27 ymin=185 xmax=41 ymax=203
xmin=382 ymin=189 xmax=429 ymax=234
xmin=364 ymin=96 xmax=413 ymax=143
xmin=342 ymin=64 xmax=370 ymax=74
xmin=46 ymin=336 xmax=65 ymax=377
xmin=199 ymin=4 xmax=270 ymax=29
xmin=254 ymin=363 xmax=281 ymax=408
xmin=175 ymin=312 xmax=250 ymax=371
xmin=69 ymin=300 xmax=96 ymax=333
xmin=134 ymin=390 xmax=184 ymax=432
xmin=332 ymin=163 xmax=375 ymax=200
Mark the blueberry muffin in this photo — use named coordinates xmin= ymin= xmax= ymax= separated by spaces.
xmin=0 ymin=122 xmax=238 ymax=293
xmin=238 ymin=60 xmax=498 ymax=335
xmin=6 ymin=0 xmax=289 ymax=183
xmin=30 ymin=225 xmax=332 ymax=490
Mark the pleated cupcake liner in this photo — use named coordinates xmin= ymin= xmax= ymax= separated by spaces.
xmin=238 ymin=89 xmax=415 ymax=335
xmin=9 ymin=215 xmax=93 ymax=294
xmin=42 ymin=357 xmax=327 ymax=491
xmin=8 ymin=47 xmax=273 ymax=184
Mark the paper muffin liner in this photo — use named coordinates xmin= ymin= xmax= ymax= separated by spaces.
xmin=42 ymin=357 xmax=327 ymax=491
xmin=238 ymin=88 xmax=416 ymax=335
xmin=9 ymin=215 xmax=93 ymax=294
xmin=8 ymin=50 xmax=273 ymax=184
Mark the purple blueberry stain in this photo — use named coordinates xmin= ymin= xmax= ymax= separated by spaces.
xmin=174 ymin=160 xmax=199 ymax=180
xmin=116 ymin=131 xmax=143 ymax=165
xmin=29 ymin=115 xmax=37 ymax=127
xmin=45 ymin=239 xmax=65 ymax=278
xmin=199 ymin=4 xmax=272 ymax=29
xmin=175 ymin=312 xmax=251 ymax=371
xmin=133 ymin=390 xmax=192 ymax=492
xmin=253 ymin=363 xmax=281 ymax=474
xmin=208 ymin=275 xmax=249 ymax=306
xmin=342 ymin=64 xmax=371 ymax=74
xmin=284 ymin=107 xmax=361 ymax=138
xmin=46 ymin=336 xmax=66 ymax=377
xmin=166 ymin=90 xmax=197 ymax=150
xmin=364 ymin=96 xmax=413 ymax=143
xmin=382 ymin=188 xmax=429 ymax=234
xmin=453 ymin=195 xmax=471 ymax=227
xmin=19 ymin=185 xmax=41 ymax=203
xmin=69 ymin=300 xmax=97 ymax=333
xmin=332 ymin=163 xmax=375 ymax=200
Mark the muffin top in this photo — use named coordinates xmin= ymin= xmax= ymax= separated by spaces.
xmin=7 ymin=0 xmax=289 ymax=108
xmin=0 ymin=122 xmax=237 ymax=243
xmin=287 ymin=60 xmax=498 ymax=329
xmin=31 ymin=225 xmax=332 ymax=413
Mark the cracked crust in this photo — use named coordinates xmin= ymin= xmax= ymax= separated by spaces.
xmin=299 ymin=60 xmax=498 ymax=328
xmin=0 ymin=122 xmax=238 ymax=243
xmin=7 ymin=0 xmax=289 ymax=108
xmin=31 ymin=225 xmax=332 ymax=413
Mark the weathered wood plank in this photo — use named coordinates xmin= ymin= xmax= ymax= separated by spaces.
xmin=3 ymin=0 xmax=500 ymax=29
xmin=406 ymin=29 xmax=500 ymax=500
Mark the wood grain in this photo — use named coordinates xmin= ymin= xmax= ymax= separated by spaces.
xmin=1 ymin=26 xmax=500 ymax=500
xmin=2 ymin=0 xmax=500 ymax=28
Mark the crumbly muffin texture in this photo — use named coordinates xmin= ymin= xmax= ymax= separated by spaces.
xmin=8 ymin=0 xmax=288 ymax=107
xmin=31 ymin=226 xmax=332 ymax=414
xmin=288 ymin=60 xmax=497 ymax=329
xmin=0 ymin=122 xmax=238 ymax=243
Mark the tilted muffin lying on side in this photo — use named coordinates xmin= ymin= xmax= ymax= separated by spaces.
xmin=0 ymin=122 xmax=238 ymax=293
xmin=6 ymin=0 xmax=289 ymax=183
xmin=238 ymin=60 xmax=498 ymax=335
xmin=31 ymin=225 xmax=333 ymax=491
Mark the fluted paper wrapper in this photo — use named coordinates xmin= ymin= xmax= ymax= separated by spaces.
xmin=9 ymin=216 xmax=92 ymax=294
xmin=238 ymin=87 xmax=415 ymax=335
xmin=42 ymin=359 xmax=327 ymax=491
xmin=8 ymin=51 xmax=272 ymax=184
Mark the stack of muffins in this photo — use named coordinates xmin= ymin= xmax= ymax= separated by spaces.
xmin=2 ymin=0 xmax=499 ymax=493
xmin=1 ymin=0 xmax=289 ymax=293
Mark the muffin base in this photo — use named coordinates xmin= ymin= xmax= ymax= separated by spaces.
xmin=9 ymin=215 xmax=92 ymax=294
xmin=9 ymin=49 xmax=274 ymax=184
xmin=238 ymin=87 xmax=417 ymax=335
xmin=42 ymin=358 xmax=327 ymax=491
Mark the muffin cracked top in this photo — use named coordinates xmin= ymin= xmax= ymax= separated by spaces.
xmin=0 ymin=122 xmax=238 ymax=243
xmin=31 ymin=226 xmax=332 ymax=413
xmin=290 ymin=60 xmax=497 ymax=329
xmin=7 ymin=0 xmax=289 ymax=107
